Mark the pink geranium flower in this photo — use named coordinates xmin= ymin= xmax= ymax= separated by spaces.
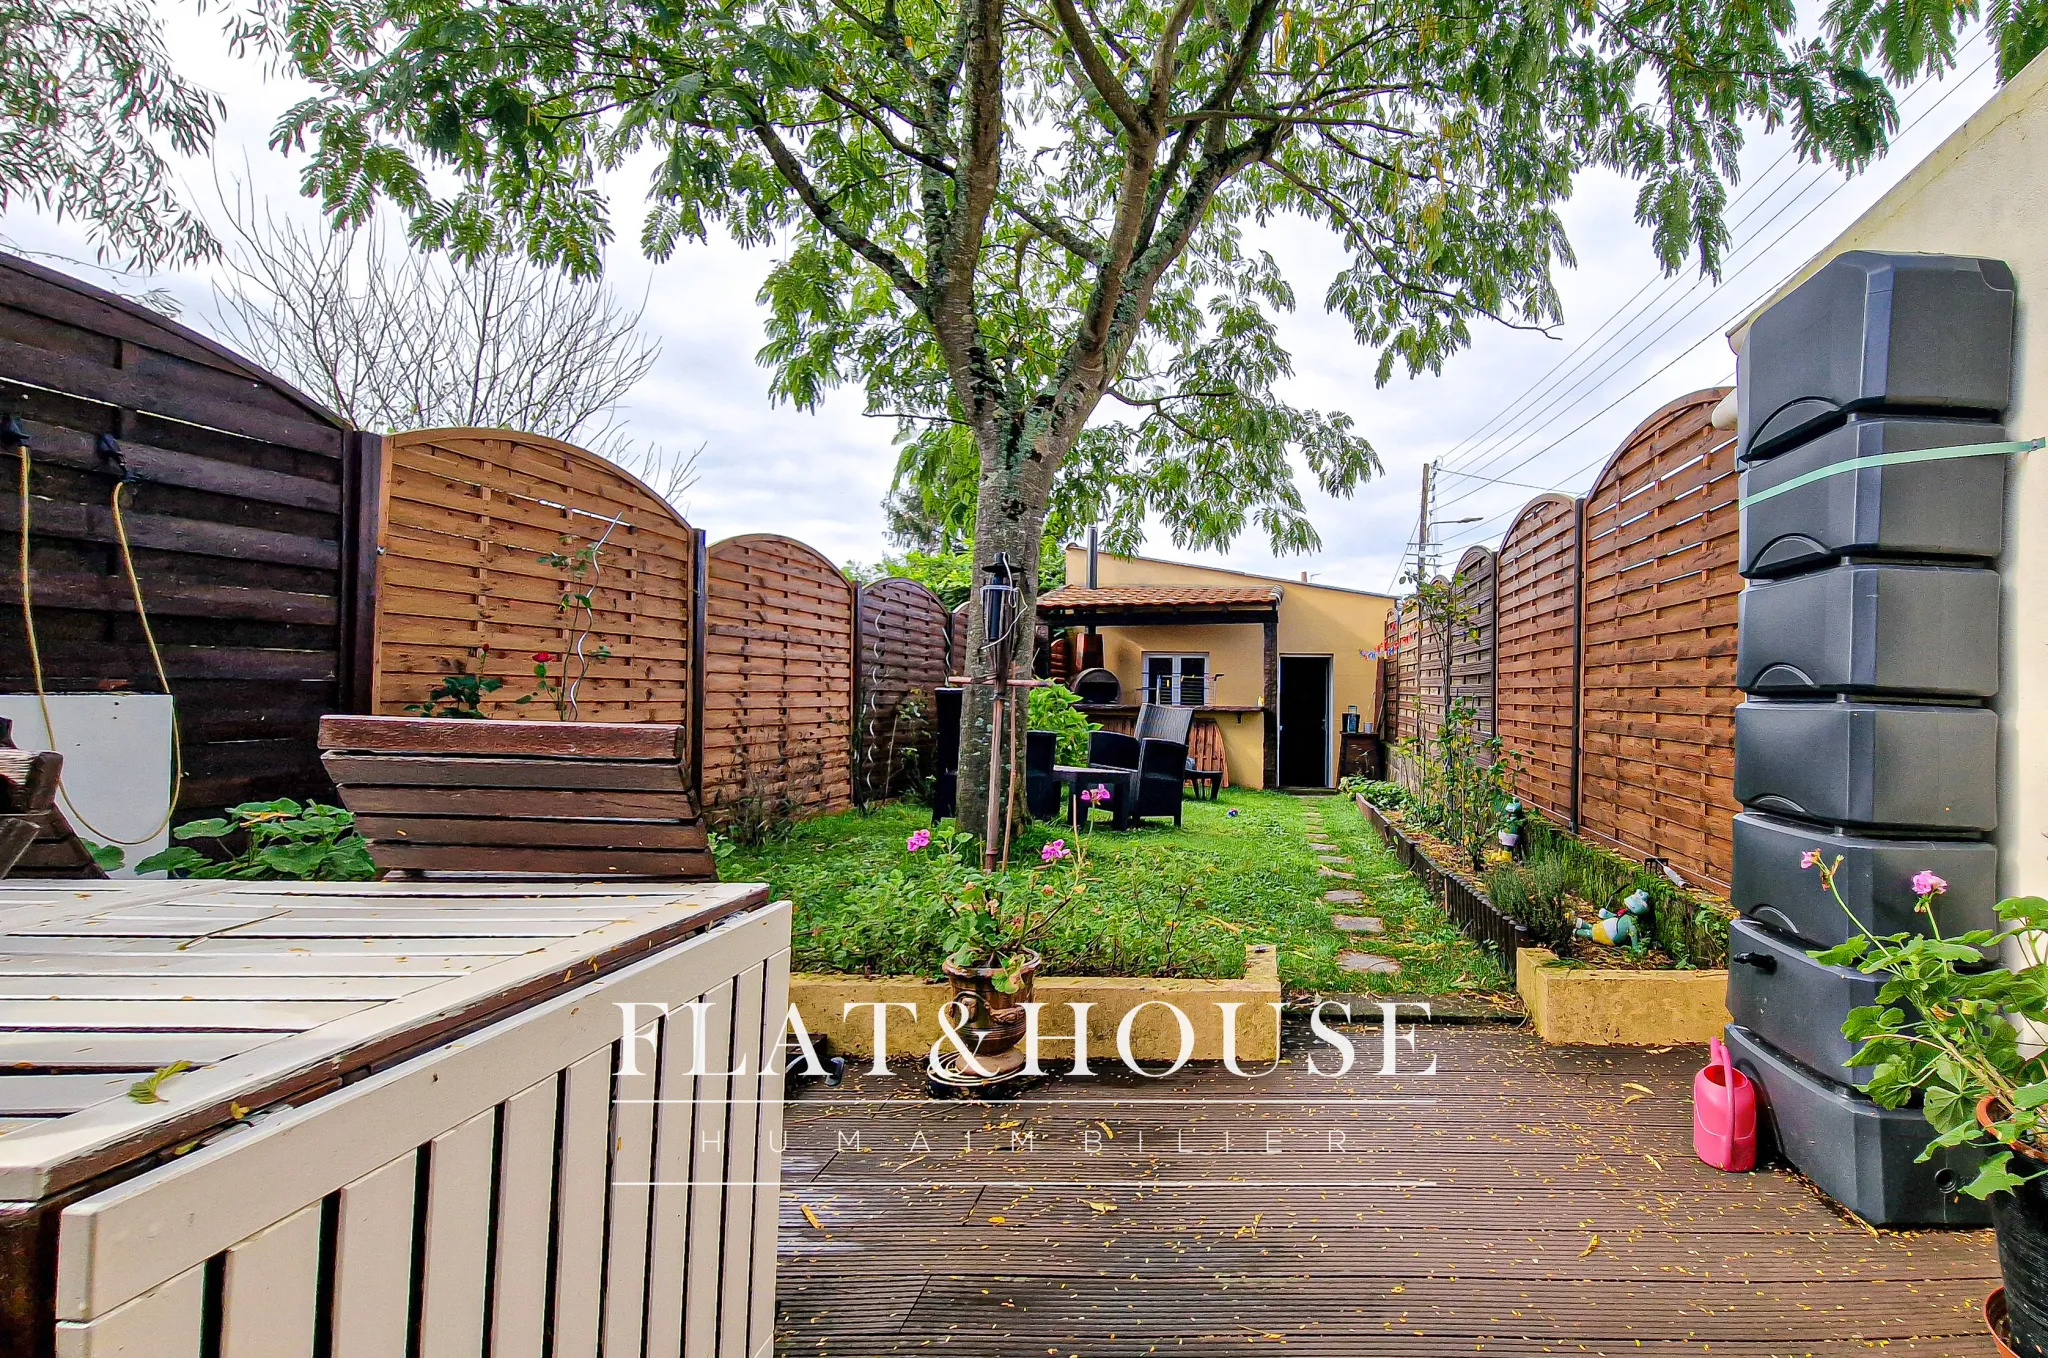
xmin=1800 ymin=850 xmax=1820 ymax=870
xmin=906 ymin=829 xmax=931 ymax=853
xmin=1912 ymin=870 xmax=1948 ymax=897
xmin=1080 ymin=785 xmax=1111 ymax=805
xmin=1041 ymin=839 xmax=1070 ymax=863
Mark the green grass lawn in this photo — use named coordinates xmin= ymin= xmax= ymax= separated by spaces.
xmin=718 ymin=789 xmax=1508 ymax=996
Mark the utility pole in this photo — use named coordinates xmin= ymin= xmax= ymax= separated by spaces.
xmin=1415 ymin=461 xmax=1432 ymax=584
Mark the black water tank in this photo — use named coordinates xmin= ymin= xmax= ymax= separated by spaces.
xmin=1738 ymin=252 xmax=2014 ymax=461
xmin=1739 ymin=416 xmax=2009 ymax=577
xmin=1733 ymin=699 xmax=1999 ymax=832
xmin=1736 ymin=562 xmax=2000 ymax=699
xmin=1729 ymin=811 xmax=1999 ymax=947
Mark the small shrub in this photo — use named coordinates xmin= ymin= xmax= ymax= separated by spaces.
xmin=1345 ymin=778 xmax=1410 ymax=811
xmin=137 ymin=799 xmax=375 ymax=880
xmin=1485 ymin=856 xmax=1576 ymax=950
xmin=1029 ymin=684 xmax=1099 ymax=765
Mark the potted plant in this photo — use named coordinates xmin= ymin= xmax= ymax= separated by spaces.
xmin=887 ymin=827 xmax=1092 ymax=1079
xmin=1806 ymin=858 xmax=2048 ymax=1357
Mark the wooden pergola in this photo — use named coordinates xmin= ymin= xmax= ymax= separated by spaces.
xmin=1035 ymin=584 xmax=1283 ymax=786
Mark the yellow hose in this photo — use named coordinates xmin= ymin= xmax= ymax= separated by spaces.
xmin=16 ymin=436 xmax=183 ymax=846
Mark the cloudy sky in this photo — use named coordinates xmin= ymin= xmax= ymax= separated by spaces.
xmin=4 ymin=11 xmax=2003 ymax=593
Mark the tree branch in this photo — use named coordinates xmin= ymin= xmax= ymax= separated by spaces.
xmin=745 ymin=118 xmax=926 ymax=306
xmin=1048 ymin=0 xmax=1147 ymax=135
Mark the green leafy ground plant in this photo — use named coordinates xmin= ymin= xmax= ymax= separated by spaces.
xmin=720 ymin=791 xmax=1505 ymax=994
xmin=1806 ymin=856 xmax=2048 ymax=1197
xmin=137 ymin=799 xmax=376 ymax=881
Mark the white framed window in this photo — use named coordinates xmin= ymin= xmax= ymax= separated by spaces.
xmin=1141 ymin=652 xmax=1210 ymax=706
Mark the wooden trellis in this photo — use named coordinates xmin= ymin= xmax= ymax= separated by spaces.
xmin=373 ymin=430 xmax=698 ymax=724
xmin=855 ymin=577 xmax=950 ymax=802
xmin=1448 ymin=546 xmax=1497 ymax=736
xmin=702 ymin=534 xmax=856 ymax=820
xmin=1494 ymin=493 xmax=1582 ymax=827
xmin=1576 ymin=390 xmax=1741 ymax=891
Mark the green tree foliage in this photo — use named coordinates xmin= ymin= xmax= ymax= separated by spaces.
xmin=242 ymin=0 xmax=1996 ymax=831
xmin=1 ymin=0 xmax=222 ymax=267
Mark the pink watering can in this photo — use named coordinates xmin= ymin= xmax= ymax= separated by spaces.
xmin=1692 ymin=1036 xmax=1757 ymax=1172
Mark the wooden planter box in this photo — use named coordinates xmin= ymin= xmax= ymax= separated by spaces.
xmin=1355 ymin=795 xmax=1532 ymax=965
xmin=792 ymin=945 xmax=1284 ymax=1065
xmin=319 ymin=715 xmax=715 ymax=879
xmin=0 ymin=877 xmax=780 ymax=1357
xmin=1516 ymin=947 xmax=1731 ymax=1046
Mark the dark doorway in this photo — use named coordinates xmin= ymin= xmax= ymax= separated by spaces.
xmin=1278 ymin=656 xmax=1332 ymax=787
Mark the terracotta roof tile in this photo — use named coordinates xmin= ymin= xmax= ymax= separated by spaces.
xmin=1037 ymin=584 xmax=1282 ymax=610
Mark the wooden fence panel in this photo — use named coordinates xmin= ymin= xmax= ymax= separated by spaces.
xmin=1413 ymin=577 xmax=1448 ymax=752
xmin=1577 ymin=388 xmax=1740 ymax=892
xmin=1495 ymin=493 xmax=1581 ymax=827
xmin=855 ymin=577 xmax=950 ymax=802
xmin=1448 ymin=547 xmax=1497 ymax=736
xmin=703 ymin=534 xmax=855 ymax=819
xmin=0 ymin=252 xmax=372 ymax=819
xmin=373 ymin=430 xmax=697 ymax=724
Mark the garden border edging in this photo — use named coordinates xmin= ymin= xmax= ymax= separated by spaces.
xmin=1354 ymin=794 xmax=1531 ymax=963
xmin=791 ymin=944 xmax=1282 ymax=1064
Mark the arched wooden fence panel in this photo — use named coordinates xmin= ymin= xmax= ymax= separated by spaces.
xmin=856 ymin=577 xmax=950 ymax=802
xmin=1577 ymin=390 xmax=1741 ymax=891
xmin=373 ymin=429 xmax=697 ymax=723
xmin=1413 ymin=576 xmax=1449 ymax=753
xmin=1494 ymin=493 xmax=1581 ymax=827
xmin=1449 ymin=547 xmax=1497 ymax=736
xmin=703 ymin=534 xmax=856 ymax=820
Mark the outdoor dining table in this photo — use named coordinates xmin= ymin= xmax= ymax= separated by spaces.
xmin=1052 ymin=764 xmax=1138 ymax=831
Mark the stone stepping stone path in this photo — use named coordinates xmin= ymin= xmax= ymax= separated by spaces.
xmin=1307 ymin=840 xmax=1338 ymax=851
xmin=1338 ymin=951 xmax=1400 ymax=975
xmin=1332 ymin=915 xmax=1385 ymax=935
xmin=1323 ymin=889 xmax=1365 ymax=904
xmin=1317 ymin=867 xmax=1354 ymax=879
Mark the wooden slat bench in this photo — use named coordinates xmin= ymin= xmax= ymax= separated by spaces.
xmin=319 ymin=715 xmax=715 ymax=879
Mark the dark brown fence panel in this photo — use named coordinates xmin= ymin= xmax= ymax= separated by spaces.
xmin=856 ymin=577 xmax=950 ymax=802
xmin=1577 ymin=388 xmax=1740 ymax=892
xmin=0 ymin=252 xmax=370 ymax=819
xmin=1448 ymin=546 xmax=1497 ymax=735
xmin=703 ymin=534 xmax=855 ymax=820
xmin=1495 ymin=493 xmax=1581 ymax=827
xmin=374 ymin=429 xmax=697 ymax=723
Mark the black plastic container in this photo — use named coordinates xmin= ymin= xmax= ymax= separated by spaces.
xmin=1730 ymin=812 xmax=1999 ymax=947
xmin=1740 ymin=416 xmax=2010 ymax=578
xmin=1724 ymin=1023 xmax=1990 ymax=1226
xmin=1992 ymin=1171 xmax=2048 ymax=1358
xmin=1726 ymin=917 xmax=1885 ymax=1087
xmin=1736 ymin=563 xmax=2000 ymax=698
xmin=1734 ymin=699 xmax=1999 ymax=831
xmin=1738 ymin=252 xmax=2014 ymax=461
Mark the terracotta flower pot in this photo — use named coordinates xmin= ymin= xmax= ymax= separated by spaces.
xmin=1977 ymin=1096 xmax=2048 ymax=1358
xmin=939 ymin=951 xmax=1041 ymax=1077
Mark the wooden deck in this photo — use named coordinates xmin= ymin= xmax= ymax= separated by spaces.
xmin=776 ymin=1024 xmax=2000 ymax=1355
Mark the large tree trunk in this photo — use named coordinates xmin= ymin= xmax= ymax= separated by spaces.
xmin=955 ymin=427 xmax=1056 ymax=852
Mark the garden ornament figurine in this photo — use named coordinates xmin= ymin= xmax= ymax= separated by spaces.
xmin=1497 ymin=798 xmax=1523 ymax=849
xmin=1576 ymin=887 xmax=1652 ymax=945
